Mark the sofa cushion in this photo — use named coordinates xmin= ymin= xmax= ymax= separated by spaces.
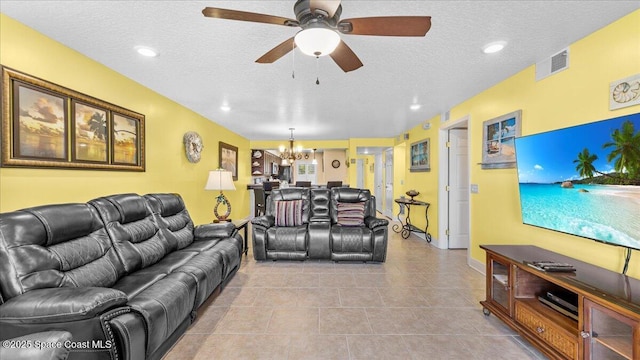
xmin=336 ymin=201 xmax=365 ymax=226
xmin=90 ymin=194 xmax=173 ymax=274
xmin=274 ymin=200 xmax=304 ymax=227
xmin=144 ymin=194 xmax=195 ymax=250
xmin=0 ymin=287 xmax=127 ymax=323
xmin=127 ymin=272 xmax=196 ymax=356
xmin=0 ymin=204 xmax=124 ymax=300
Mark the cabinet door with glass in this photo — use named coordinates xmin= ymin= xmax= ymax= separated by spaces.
xmin=583 ymin=298 xmax=639 ymax=360
xmin=485 ymin=254 xmax=512 ymax=316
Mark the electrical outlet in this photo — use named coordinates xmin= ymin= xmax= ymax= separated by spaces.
xmin=470 ymin=184 xmax=479 ymax=193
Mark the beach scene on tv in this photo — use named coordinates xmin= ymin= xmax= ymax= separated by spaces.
xmin=515 ymin=113 xmax=640 ymax=250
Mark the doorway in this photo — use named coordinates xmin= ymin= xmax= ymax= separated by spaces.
xmin=383 ymin=148 xmax=394 ymax=218
xmin=438 ymin=116 xmax=471 ymax=254
xmin=448 ymin=128 xmax=469 ymax=249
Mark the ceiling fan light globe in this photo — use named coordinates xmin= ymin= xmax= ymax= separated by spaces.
xmin=295 ymin=28 xmax=340 ymax=57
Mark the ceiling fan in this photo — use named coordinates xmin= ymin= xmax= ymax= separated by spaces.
xmin=202 ymin=0 xmax=431 ymax=72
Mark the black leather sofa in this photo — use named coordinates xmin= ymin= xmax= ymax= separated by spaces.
xmin=251 ymin=187 xmax=389 ymax=262
xmin=0 ymin=193 xmax=242 ymax=360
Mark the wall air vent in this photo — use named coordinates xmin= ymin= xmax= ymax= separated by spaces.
xmin=535 ymin=48 xmax=569 ymax=81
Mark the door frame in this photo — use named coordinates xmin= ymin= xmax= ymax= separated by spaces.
xmin=437 ymin=115 xmax=471 ymax=256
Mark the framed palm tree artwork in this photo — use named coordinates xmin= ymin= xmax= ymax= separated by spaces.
xmin=72 ymin=100 xmax=108 ymax=163
xmin=1 ymin=66 xmax=145 ymax=171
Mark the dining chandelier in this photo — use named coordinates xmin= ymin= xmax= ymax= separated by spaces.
xmin=279 ymin=128 xmax=303 ymax=165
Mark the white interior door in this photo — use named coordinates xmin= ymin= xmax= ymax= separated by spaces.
xmin=374 ymin=154 xmax=383 ymax=211
xmin=448 ymin=129 xmax=469 ymax=249
xmin=384 ymin=149 xmax=394 ymax=218
xmin=356 ymin=159 xmax=364 ymax=189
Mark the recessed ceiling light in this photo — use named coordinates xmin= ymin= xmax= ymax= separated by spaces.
xmin=410 ymin=104 xmax=421 ymax=111
xmin=483 ymin=41 xmax=506 ymax=54
xmin=135 ymin=46 xmax=158 ymax=57
xmin=220 ymin=105 xmax=231 ymax=112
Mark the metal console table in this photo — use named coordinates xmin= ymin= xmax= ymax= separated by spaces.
xmin=392 ymin=198 xmax=432 ymax=242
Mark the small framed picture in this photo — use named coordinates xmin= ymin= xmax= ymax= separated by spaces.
xmin=481 ymin=110 xmax=522 ymax=169
xmin=219 ymin=141 xmax=238 ymax=181
xmin=410 ymin=138 xmax=430 ymax=172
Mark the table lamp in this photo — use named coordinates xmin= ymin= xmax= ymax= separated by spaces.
xmin=204 ymin=169 xmax=236 ymax=222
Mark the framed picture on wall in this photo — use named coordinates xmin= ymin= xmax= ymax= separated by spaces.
xmin=11 ymin=81 xmax=68 ymax=161
xmin=219 ymin=141 xmax=238 ymax=180
xmin=481 ymin=110 xmax=522 ymax=169
xmin=112 ymin=113 xmax=142 ymax=166
xmin=409 ymin=138 xmax=430 ymax=172
xmin=1 ymin=66 xmax=145 ymax=171
xmin=72 ymin=100 xmax=108 ymax=163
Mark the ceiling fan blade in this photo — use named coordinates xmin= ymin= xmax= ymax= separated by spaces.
xmin=310 ymin=0 xmax=341 ymax=18
xmin=338 ymin=16 xmax=432 ymax=36
xmin=256 ymin=37 xmax=297 ymax=63
xmin=202 ymin=7 xmax=299 ymax=27
xmin=329 ymin=40 xmax=363 ymax=73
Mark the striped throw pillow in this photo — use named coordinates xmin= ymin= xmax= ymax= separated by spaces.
xmin=274 ymin=200 xmax=304 ymax=226
xmin=337 ymin=201 xmax=365 ymax=226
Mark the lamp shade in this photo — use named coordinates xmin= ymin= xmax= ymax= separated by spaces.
xmin=294 ymin=27 xmax=340 ymax=57
xmin=204 ymin=170 xmax=236 ymax=191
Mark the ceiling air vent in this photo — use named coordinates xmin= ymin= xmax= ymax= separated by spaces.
xmin=535 ymin=48 xmax=569 ymax=81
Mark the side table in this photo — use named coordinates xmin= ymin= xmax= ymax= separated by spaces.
xmin=392 ymin=198 xmax=432 ymax=242
xmin=232 ymin=218 xmax=250 ymax=256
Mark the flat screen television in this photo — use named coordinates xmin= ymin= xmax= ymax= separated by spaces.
xmin=514 ymin=112 xmax=640 ymax=251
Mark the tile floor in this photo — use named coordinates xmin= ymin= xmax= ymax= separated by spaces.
xmin=163 ymin=222 xmax=546 ymax=359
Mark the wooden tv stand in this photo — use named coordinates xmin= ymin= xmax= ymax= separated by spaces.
xmin=480 ymin=245 xmax=640 ymax=360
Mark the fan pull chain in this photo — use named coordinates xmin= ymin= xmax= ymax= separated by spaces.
xmin=292 ymin=40 xmax=296 ymax=79
xmin=315 ymin=56 xmax=320 ymax=85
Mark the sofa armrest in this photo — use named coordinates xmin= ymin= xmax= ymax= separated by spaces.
xmin=364 ymin=216 xmax=389 ymax=229
xmin=194 ymin=222 xmax=235 ymax=240
xmin=0 ymin=331 xmax=72 ymax=360
xmin=0 ymin=287 xmax=128 ymax=323
xmin=250 ymin=215 xmax=274 ymax=228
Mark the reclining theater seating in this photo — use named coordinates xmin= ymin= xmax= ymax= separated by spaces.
xmin=0 ymin=193 xmax=242 ymax=360
xmin=251 ymin=187 xmax=389 ymax=262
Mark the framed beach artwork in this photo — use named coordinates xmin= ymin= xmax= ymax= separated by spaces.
xmin=112 ymin=113 xmax=141 ymax=166
xmin=219 ymin=142 xmax=238 ymax=181
xmin=12 ymin=82 xmax=68 ymax=161
xmin=1 ymin=67 xmax=145 ymax=171
xmin=72 ymin=100 xmax=108 ymax=163
xmin=481 ymin=110 xmax=522 ymax=169
xmin=409 ymin=138 xmax=430 ymax=172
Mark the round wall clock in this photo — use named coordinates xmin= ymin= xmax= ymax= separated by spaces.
xmin=331 ymin=160 xmax=340 ymax=168
xmin=183 ymin=131 xmax=203 ymax=163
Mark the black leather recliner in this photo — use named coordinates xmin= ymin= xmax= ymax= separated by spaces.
xmin=0 ymin=193 xmax=242 ymax=360
xmin=251 ymin=187 xmax=388 ymax=262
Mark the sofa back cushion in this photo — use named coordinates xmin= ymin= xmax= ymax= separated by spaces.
xmin=330 ymin=188 xmax=373 ymax=224
xmin=0 ymin=203 xmax=124 ymax=300
xmin=144 ymin=193 xmax=195 ymax=250
xmin=309 ymin=188 xmax=330 ymax=221
xmin=266 ymin=188 xmax=310 ymax=224
xmin=90 ymin=193 xmax=172 ymax=274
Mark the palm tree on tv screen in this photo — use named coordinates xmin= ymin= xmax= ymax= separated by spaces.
xmin=603 ymin=120 xmax=640 ymax=179
xmin=573 ymin=148 xmax=598 ymax=179
xmin=573 ymin=120 xmax=640 ymax=184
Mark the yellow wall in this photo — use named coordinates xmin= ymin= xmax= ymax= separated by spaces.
xmin=0 ymin=14 xmax=251 ymax=224
xmin=404 ymin=10 xmax=640 ymax=278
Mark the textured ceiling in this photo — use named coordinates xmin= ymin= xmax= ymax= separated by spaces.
xmin=1 ymin=1 xmax=638 ymax=141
